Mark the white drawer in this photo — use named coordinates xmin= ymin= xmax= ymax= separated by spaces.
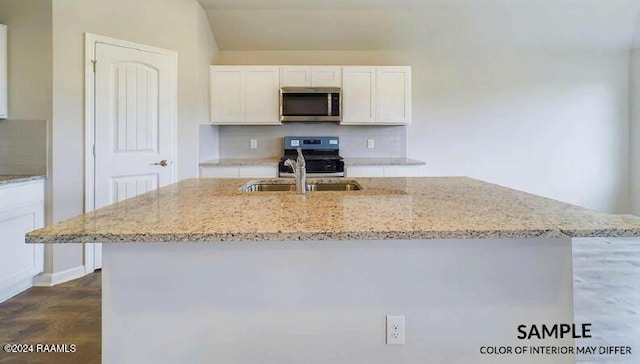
xmin=345 ymin=166 xmax=384 ymax=177
xmin=383 ymin=166 xmax=423 ymax=177
xmin=0 ymin=180 xmax=44 ymax=212
xmin=200 ymin=166 xmax=239 ymax=178
xmin=238 ymin=166 xmax=277 ymax=178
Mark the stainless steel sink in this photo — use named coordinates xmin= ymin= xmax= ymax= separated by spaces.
xmin=241 ymin=183 xmax=296 ymax=192
xmin=240 ymin=179 xmax=362 ymax=192
xmin=306 ymin=182 xmax=362 ymax=191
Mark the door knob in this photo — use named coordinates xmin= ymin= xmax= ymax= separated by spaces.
xmin=152 ymin=160 xmax=169 ymax=167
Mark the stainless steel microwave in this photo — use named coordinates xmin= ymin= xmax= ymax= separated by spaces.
xmin=280 ymin=87 xmax=341 ymax=122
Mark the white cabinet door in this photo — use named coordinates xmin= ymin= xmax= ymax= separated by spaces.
xmin=210 ymin=66 xmax=280 ymax=125
xmin=376 ymin=66 xmax=411 ymax=124
xmin=0 ymin=24 xmax=7 ymax=119
xmin=238 ymin=166 xmax=278 ymax=178
xmin=345 ymin=166 xmax=384 ymax=177
xmin=200 ymin=166 xmax=239 ymax=178
xmin=341 ymin=66 xmax=376 ymax=124
xmin=383 ymin=165 xmax=422 ymax=177
xmin=342 ymin=66 xmax=411 ymax=125
xmin=280 ymin=66 xmax=312 ymax=87
xmin=0 ymin=180 xmax=44 ymax=303
xmin=244 ymin=66 xmax=280 ymax=124
xmin=311 ymin=66 xmax=342 ymax=87
xmin=210 ymin=66 xmax=244 ymax=123
xmin=281 ymin=66 xmax=341 ymax=87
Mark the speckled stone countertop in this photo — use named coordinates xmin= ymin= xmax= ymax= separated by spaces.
xmin=0 ymin=175 xmax=46 ymax=187
xmin=199 ymin=158 xmax=280 ymax=166
xmin=26 ymin=177 xmax=640 ymax=244
xmin=343 ymin=158 xmax=425 ymax=166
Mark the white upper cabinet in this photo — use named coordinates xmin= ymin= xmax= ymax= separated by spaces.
xmin=341 ymin=66 xmax=376 ymax=124
xmin=280 ymin=66 xmax=312 ymax=87
xmin=310 ymin=66 xmax=341 ymax=87
xmin=210 ymin=64 xmax=409 ymax=126
xmin=280 ymin=66 xmax=342 ymax=87
xmin=210 ymin=65 xmax=280 ymax=125
xmin=244 ymin=67 xmax=280 ymax=124
xmin=341 ymin=66 xmax=411 ymax=125
xmin=376 ymin=66 xmax=411 ymax=124
xmin=210 ymin=66 xmax=243 ymax=123
xmin=0 ymin=24 xmax=7 ymax=119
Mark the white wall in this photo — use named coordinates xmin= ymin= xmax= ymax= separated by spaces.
xmin=196 ymin=7 xmax=220 ymax=162
xmin=0 ymin=0 xmax=53 ymax=272
xmin=0 ymin=0 xmax=51 ymax=174
xmin=49 ymin=0 xmax=218 ymax=272
xmin=0 ymin=0 xmax=51 ymax=175
xmin=631 ymin=50 xmax=640 ymax=215
xmin=217 ymin=49 xmax=630 ymax=213
xmin=0 ymin=0 xmax=52 ymax=121
xmin=0 ymin=119 xmax=47 ymax=175
xmin=411 ymin=51 xmax=630 ymax=213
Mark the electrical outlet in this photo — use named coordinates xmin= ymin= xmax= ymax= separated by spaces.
xmin=386 ymin=315 xmax=405 ymax=345
xmin=367 ymin=139 xmax=375 ymax=149
xmin=250 ymin=139 xmax=258 ymax=149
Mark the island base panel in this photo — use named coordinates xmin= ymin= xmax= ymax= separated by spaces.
xmin=102 ymin=238 xmax=575 ymax=364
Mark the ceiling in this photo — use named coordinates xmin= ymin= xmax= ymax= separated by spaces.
xmin=197 ymin=0 xmax=640 ymax=51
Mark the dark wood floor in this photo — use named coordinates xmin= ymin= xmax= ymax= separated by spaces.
xmin=0 ymin=272 xmax=101 ymax=364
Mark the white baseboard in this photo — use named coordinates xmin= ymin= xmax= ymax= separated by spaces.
xmin=0 ymin=275 xmax=33 ymax=303
xmin=33 ymin=265 xmax=86 ymax=287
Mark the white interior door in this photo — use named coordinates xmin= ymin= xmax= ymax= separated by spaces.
xmin=91 ymin=39 xmax=177 ymax=269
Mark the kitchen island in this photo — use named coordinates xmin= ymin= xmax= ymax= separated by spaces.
xmin=27 ymin=177 xmax=640 ymax=364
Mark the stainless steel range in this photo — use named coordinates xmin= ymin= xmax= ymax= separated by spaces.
xmin=278 ymin=136 xmax=344 ymax=178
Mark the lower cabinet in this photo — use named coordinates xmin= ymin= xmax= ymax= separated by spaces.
xmin=0 ymin=179 xmax=44 ymax=303
xmin=199 ymin=166 xmax=278 ymax=178
xmin=345 ymin=165 xmax=423 ymax=177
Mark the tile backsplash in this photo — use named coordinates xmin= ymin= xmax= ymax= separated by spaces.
xmin=209 ymin=124 xmax=407 ymax=160
xmin=0 ymin=119 xmax=47 ymax=175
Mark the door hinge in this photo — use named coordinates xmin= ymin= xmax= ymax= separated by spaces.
xmin=91 ymin=59 xmax=97 ymax=73
xmin=92 ymin=144 xmax=95 ymax=156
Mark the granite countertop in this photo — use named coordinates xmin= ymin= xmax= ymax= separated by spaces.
xmin=0 ymin=175 xmax=46 ymax=187
xmin=199 ymin=158 xmax=280 ymax=166
xmin=26 ymin=177 xmax=640 ymax=244
xmin=343 ymin=158 xmax=425 ymax=166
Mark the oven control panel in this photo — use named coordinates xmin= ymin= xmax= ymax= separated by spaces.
xmin=284 ymin=136 xmax=339 ymax=151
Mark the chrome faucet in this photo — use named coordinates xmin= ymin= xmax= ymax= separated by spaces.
xmin=284 ymin=147 xmax=307 ymax=195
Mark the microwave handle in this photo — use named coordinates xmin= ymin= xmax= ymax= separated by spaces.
xmin=327 ymin=93 xmax=332 ymax=116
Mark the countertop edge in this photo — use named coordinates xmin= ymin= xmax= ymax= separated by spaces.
xmin=0 ymin=175 xmax=47 ymax=187
xmin=27 ymin=227 xmax=640 ymax=244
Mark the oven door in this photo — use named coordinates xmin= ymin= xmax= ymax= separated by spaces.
xmin=280 ymin=87 xmax=341 ymax=122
